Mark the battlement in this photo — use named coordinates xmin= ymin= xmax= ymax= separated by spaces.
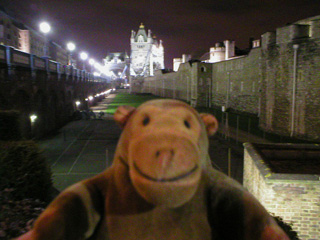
xmin=276 ymin=24 xmax=310 ymax=44
xmin=262 ymin=15 xmax=320 ymax=48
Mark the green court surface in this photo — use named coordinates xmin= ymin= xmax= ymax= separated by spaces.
xmin=105 ymin=93 xmax=162 ymax=115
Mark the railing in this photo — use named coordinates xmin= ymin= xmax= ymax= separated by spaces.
xmin=0 ymin=44 xmax=109 ymax=83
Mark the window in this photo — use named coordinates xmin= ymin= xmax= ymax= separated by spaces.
xmin=201 ymin=66 xmax=206 ymax=72
xmin=138 ymin=35 xmax=144 ymax=43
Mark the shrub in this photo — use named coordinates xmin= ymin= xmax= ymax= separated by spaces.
xmin=0 ymin=110 xmax=21 ymax=140
xmin=0 ymin=141 xmax=52 ymax=201
xmin=0 ymin=189 xmax=46 ymax=240
xmin=274 ymin=216 xmax=300 ymax=240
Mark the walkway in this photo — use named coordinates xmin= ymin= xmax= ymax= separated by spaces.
xmin=38 ymin=94 xmax=121 ymax=191
xmin=38 ymin=93 xmax=270 ymax=192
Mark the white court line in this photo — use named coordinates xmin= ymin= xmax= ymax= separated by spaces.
xmin=211 ymin=161 xmax=222 ymax=171
xmin=51 ymin=122 xmax=91 ymax=168
xmin=67 ymin=124 xmax=96 ymax=174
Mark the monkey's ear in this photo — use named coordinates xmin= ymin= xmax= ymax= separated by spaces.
xmin=114 ymin=105 xmax=136 ymax=128
xmin=200 ymin=113 xmax=218 ymax=136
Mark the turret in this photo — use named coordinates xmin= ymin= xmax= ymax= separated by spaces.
xmin=130 ymin=30 xmax=136 ymax=44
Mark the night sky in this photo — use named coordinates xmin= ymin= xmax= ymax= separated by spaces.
xmin=2 ymin=0 xmax=320 ymax=68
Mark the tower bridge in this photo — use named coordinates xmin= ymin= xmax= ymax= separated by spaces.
xmin=102 ymin=52 xmax=130 ymax=88
xmin=0 ymin=45 xmax=111 ymax=139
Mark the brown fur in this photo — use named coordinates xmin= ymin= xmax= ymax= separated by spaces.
xmin=16 ymin=99 xmax=289 ymax=240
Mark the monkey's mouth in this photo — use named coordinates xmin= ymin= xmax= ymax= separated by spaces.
xmin=133 ymin=162 xmax=198 ymax=182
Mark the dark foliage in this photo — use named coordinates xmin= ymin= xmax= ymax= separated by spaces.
xmin=0 ymin=141 xmax=52 ymax=201
xmin=0 ymin=189 xmax=45 ymax=240
xmin=274 ymin=216 xmax=300 ymax=240
xmin=0 ymin=110 xmax=21 ymax=141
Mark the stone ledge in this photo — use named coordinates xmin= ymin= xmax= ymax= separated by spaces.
xmin=244 ymin=143 xmax=320 ymax=182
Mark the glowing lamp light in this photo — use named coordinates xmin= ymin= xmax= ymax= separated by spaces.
xmin=75 ymin=101 xmax=81 ymax=106
xmin=67 ymin=42 xmax=76 ymax=51
xmin=39 ymin=22 xmax=51 ymax=34
xmin=30 ymin=114 xmax=38 ymax=123
xmin=80 ymin=52 xmax=88 ymax=60
xmin=85 ymin=98 xmax=88 ymax=101
xmin=94 ymin=63 xmax=102 ymax=70
xmin=89 ymin=59 xmax=95 ymax=65
xmin=88 ymin=96 xmax=93 ymax=101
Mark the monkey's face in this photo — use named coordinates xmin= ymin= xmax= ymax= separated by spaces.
xmin=114 ymin=100 xmax=218 ymax=208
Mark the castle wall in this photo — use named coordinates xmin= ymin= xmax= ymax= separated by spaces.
xmin=211 ymin=49 xmax=261 ymax=114
xmin=260 ymin=22 xmax=320 ymax=141
xmin=141 ymin=16 xmax=320 ymax=141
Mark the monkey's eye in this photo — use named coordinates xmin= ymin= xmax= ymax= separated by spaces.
xmin=142 ymin=116 xmax=150 ymax=126
xmin=184 ymin=120 xmax=191 ymax=129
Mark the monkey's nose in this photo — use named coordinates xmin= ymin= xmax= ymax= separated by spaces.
xmin=154 ymin=149 xmax=175 ymax=178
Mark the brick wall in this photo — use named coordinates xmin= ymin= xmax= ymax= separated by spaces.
xmin=243 ymin=143 xmax=320 ymax=240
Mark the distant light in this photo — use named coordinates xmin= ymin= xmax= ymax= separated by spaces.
xmin=30 ymin=114 xmax=38 ymax=123
xmin=39 ymin=22 xmax=51 ymax=34
xmin=85 ymin=98 xmax=88 ymax=101
xmin=67 ymin=42 xmax=76 ymax=51
xmin=94 ymin=63 xmax=101 ymax=69
xmin=80 ymin=52 xmax=88 ymax=60
xmin=93 ymin=72 xmax=100 ymax=76
xmin=89 ymin=58 xmax=95 ymax=65
xmin=88 ymin=96 xmax=93 ymax=101
xmin=75 ymin=101 xmax=81 ymax=106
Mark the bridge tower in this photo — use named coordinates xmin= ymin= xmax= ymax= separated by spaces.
xmin=130 ymin=23 xmax=164 ymax=92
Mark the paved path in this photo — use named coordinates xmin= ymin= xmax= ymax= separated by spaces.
xmin=38 ymin=94 xmax=121 ymax=191
xmin=38 ymin=93 xmax=270 ymax=191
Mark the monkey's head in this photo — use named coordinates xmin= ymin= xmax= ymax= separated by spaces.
xmin=114 ymin=99 xmax=218 ymax=208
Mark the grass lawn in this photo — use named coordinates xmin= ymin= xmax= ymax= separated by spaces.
xmin=105 ymin=93 xmax=162 ymax=115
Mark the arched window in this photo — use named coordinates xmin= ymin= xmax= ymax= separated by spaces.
xmin=138 ymin=35 xmax=144 ymax=43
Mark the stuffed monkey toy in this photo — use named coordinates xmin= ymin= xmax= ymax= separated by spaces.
xmin=16 ymin=99 xmax=289 ymax=240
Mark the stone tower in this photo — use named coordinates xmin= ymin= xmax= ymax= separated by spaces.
xmin=130 ymin=23 xmax=164 ymax=78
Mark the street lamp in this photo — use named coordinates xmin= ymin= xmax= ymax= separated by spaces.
xmin=75 ymin=101 xmax=81 ymax=110
xmin=39 ymin=22 xmax=51 ymax=57
xmin=30 ymin=114 xmax=38 ymax=123
xmin=80 ymin=52 xmax=88 ymax=70
xmin=67 ymin=42 xmax=76 ymax=66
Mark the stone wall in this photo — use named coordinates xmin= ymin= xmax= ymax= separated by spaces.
xmin=0 ymin=45 xmax=110 ymax=138
xmin=211 ymin=48 xmax=261 ymax=114
xmin=142 ymin=15 xmax=320 ymax=141
xmin=243 ymin=143 xmax=320 ymax=240
xmin=260 ymin=17 xmax=320 ymax=141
